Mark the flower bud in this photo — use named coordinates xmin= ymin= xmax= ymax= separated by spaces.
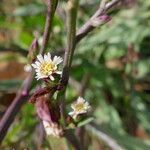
xmin=35 ymin=96 xmax=63 ymax=137
xmin=91 ymin=14 xmax=111 ymax=27
xmin=27 ymin=38 xmax=39 ymax=63
xmin=35 ymin=96 xmax=60 ymax=123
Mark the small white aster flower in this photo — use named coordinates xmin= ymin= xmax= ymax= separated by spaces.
xmin=69 ymin=97 xmax=91 ymax=120
xmin=42 ymin=121 xmax=63 ymax=138
xmin=31 ymin=52 xmax=63 ymax=80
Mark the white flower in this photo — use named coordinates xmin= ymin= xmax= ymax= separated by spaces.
xmin=31 ymin=52 xmax=63 ymax=80
xmin=69 ymin=97 xmax=91 ymax=119
xmin=42 ymin=121 xmax=63 ymax=138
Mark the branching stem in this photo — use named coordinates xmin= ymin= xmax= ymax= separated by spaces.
xmin=0 ymin=0 xmax=58 ymax=144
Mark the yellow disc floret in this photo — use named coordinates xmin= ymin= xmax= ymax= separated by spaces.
xmin=31 ymin=53 xmax=63 ymax=80
xmin=40 ymin=62 xmax=55 ymax=76
xmin=74 ymin=103 xmax=85 ymax=112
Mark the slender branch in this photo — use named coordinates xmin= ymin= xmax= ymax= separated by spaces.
xmin=35 ymin=122 xmax=45 ymax=150
xmin=57 ymin=1 xmax=81 ymax=149
xmin=54 ymin=0 xmax=123 ymax=58
xmin=86 ymin=123 xmax=124 ymax=150
xmin=57 ymin=0 xmax=79 ymax=123
xmin=40 ymin=0 xmax=58 ymax=54
xmin=61 ymin=0 xmax=79 ymax=85
xmin=0 ymin=0 xmax=58 ymax=144
xmin=0 ymin=73 xmax=33 ymax=143
xmin=79 ymin=73 xmax=91 ymax=96
xmin=69 ymin=73 xmax=91 ymax=97
xmin=76 ymin=0 xmax=123 ymax=44
xmin=64 ymin=129 xmax=82 ymax=150
xmin=69 ymin=77 xmax=81 ymax=92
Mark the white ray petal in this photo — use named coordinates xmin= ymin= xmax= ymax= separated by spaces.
xmin=35 ymin=61 xmax=41 ymax=66
xmin=44 ymin=54 xmax=48 ymax=61
xmin=49 ymin=75 xmax=54 ymax=81
xmin=55 ymin=71 xmax=62 ymax=74
xmin=77 ymin=97 xmax=85 ymax=103
xmin=37 ymin=54 xmax=44 ymax=63
xmin=68 ymin=111 xmax=75 ymax=116
xmin=47 ymin=52 xmax=51 ymax=59
xmin=53 ymin=56 xmax=63 ymax=65
xmin=31 ymin=64 xmax=37 ymax=68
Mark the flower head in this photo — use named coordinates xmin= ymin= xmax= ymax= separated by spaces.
xmin=69 ymin=97 xmax=91 ymax=119
xmin=31 ymin=52 xmax=63 ymax=80
xmin=43 ymin=121 xmax=63 ymax=138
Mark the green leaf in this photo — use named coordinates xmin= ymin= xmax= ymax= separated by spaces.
xmin=0 ymin=80 xmax=22 ymax=91
xmin=77 ymin=117 xmax=94 ymax=127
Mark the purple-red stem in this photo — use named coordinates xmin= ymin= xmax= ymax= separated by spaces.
xmin=0 ymin=0 xmax=58 ymax=144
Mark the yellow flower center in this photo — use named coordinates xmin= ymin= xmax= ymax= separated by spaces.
xmin=74 ymin=103 xmax=84 ymax=112
xmin=40 ymin=62 xmax=55 ymax=76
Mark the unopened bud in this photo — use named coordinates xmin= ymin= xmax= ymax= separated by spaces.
xmin=28 ymin=38 xmax=39 ymax=63
xmin=91 ymin=14 xmax=111 ymax=27
xmin=35 ymin=96 xmax=61 ymax=123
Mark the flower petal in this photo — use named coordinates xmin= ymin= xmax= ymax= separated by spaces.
xmin=49 ymin=75 xmax=54 ymax=81
xmin=77 ymin=97 xmax=85 ymax=103
xmin=47 ymin=52 xmax=51 ymax=59
xmin=31 ymin=63 xmax=38 ymax=68
xmin=53 ymin=56 xmax=63 ymax=65
xmin=35 ymin=61 xmax=41 ymax=66
xmin=44 ymin=54 xmax=48 ymax=61
xmin=37 ymin=54 xmax=44 ymax=63
xmin=68 ymin=111 xmax=75 ymax=116
xmin=55 ymin=71 xmax=62 ymax=74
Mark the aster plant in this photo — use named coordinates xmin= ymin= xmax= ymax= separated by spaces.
xmin=0 ymin=0 xmax=124 ymax=149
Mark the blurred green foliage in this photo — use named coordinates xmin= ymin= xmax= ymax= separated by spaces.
xmin=0 ymin=0 xmax=150 ymax=149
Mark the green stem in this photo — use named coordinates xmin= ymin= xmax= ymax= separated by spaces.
xmin=56 ymin=1 xmax=80 ymax=149
xmin=62 ymin=0 xmax=79 ymax=85
xmin=57 ymin=0 xmax=79 ymax=125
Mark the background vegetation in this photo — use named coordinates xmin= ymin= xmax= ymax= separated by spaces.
xmin=0 ymin=0 xmax=150 ymax=149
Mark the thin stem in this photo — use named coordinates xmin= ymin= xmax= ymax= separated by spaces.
xmin=64 ymin=129 xmax=82 ymax=150
xmin=62 ymin=0 xmax=79 ymax=85
xmin=55 ymin=0 xmax=123 ymax=56
xmin=86 ymin=123 xmax=124 ymax=150
xmin=0 ymin=0 xmax=58 ymax=144
xmin=57 ymin=0 xmax=79 ymax=123
xmin=69 ymin=73 xmax=91 ymax=97
xmin=76 ymin=0 xmax=123 ymax=44
xmin=57 ymin=1 xmax=81 ymax=149
xmin=0 ymin=73 xmax=33 ymax=143
xmin=40 ymin=0 xmax=58 ymax=54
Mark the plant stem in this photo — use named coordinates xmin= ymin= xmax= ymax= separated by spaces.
xmin=57 ymin=0 xmax=79 ymax=123
xmin=76 ymin=0 xmax=123 ymax=43
xmin=64 ymin=129 xmax=82 ymax=150
xmin=0 ymin=73 xmax=33 ymax=143
xmin=40 ymin=0 xmax=58 ymax=54
xmin=62 ymin=0 xmax=79 ymax=85
xmin=0 ymin=0 xmax=58 ymax=144
xmin=86 ymin=123 xmax=124 ymax=150
xmin=57 ymin=1 xmax=81 ymax=149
